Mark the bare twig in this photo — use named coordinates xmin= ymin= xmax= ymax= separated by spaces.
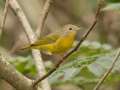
xmin=0 ymin=0 xmax=9 ymax=36
xmin=9 ymin=0 xmax=51 ymax=90
xmin=93 ymin=48 xmax=120 ymax=90
xmin=33 ymin=0 xmax=103 ymax=87
xmin=0 ymin=53 xmax=33 ymax=90
xmin=36 ymin=0 xmax=53 ymax=36
xmin=34 ymin=0 xmax=54 ymax=89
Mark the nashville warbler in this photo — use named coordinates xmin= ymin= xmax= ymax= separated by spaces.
xmin=21 ymin=24 xmax=80 ymax=55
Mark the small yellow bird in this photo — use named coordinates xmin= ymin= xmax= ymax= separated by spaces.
xmin=21 ymin=24 xmax=80 ymax=55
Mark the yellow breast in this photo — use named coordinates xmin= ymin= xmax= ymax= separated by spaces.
xmin=51 ymin=31 xmax=76 ymax=54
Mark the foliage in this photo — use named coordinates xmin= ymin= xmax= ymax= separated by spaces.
xmin=103 ymin=3 xmax=120 ymax=11
xmin=10 ymin=56 xmax=37 ymax=77
xmin=9 ymin=41 xmax=120 ymax=89
xmin=102 ymin=0 xmax=120 ymax=12
xmin=107 ymin=0 xmax=120 ymax=3
xmin=0 ymin=0 xmax=4 ymax=9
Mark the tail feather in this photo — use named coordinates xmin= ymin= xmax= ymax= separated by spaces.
xmin=19 ymin=45 xmax=32 ymax=51
xmin=20 ymin=43 xmax=38 ymax=50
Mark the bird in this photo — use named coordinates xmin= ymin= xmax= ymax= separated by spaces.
xmin=20 ymin=24 xmax=80 ymax=55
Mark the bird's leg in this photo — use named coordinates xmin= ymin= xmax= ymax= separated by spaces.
xmin=52 ymin=54 xmax=63 ymax=64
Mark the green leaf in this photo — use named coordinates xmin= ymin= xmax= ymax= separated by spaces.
xmin=107 ymin=0 xmax=120 ymax=3
xmin=10 ymin=56 xmax=37 ymax=76
xmin=10 ymin=41 xmax=120 ymax=89
xmin=103 ymin=3 xmax=120 ymax=11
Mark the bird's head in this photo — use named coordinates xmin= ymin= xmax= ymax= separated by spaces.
xmin=63 ymin=24 xmax=81 ymax=31
xmin=62 ymin=24 xmax=81 ymax=38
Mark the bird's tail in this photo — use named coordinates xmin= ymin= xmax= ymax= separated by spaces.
xmin=19 ymin=43 xmax=38 ymax=50
xmin=19 ymin=45 xmax=32 ymax=51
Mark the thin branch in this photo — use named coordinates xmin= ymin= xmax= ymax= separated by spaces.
xmin=93 ymin=48 xmax=120 ymax=90
xmin=0 ymin=53 xmax=33 ymax=90
xmin=33 ymin=0 xmax=103 ymax=87
xmin=9 ymin=0 xmax=51 ymax=90
xmin=34 ymin=0 xmax=54 ymax=89
xmin=0 ymin=0 xmax=9 ymax=36
xmin=36 ymin=0 xmax=53 ymax=36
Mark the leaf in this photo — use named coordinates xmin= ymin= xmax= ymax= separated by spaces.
xmin=10 ymin=56 xmax=36 ymax=76
xmin=11 ymin=41 xmax=120 ymax=89
xmin=107 ymin=0 xmax=120 ymax=3
xmin=103 ymin=3 xmax=120 ymax=11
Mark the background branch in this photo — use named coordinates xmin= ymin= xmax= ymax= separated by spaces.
xmin=36 ymin=0 xmax=53 ymax=36
xmin=93 ymin=48 xmax=120 ymax=90
xmin=9 ymin=0 xmax=51 ymax=90
xmin=0 ymin=53 xmax=33 ymax=90
xmin=33 ymin=0 xmax=104 ymax=87
xmin=0 ymin=0 xmax=9 ymax=36
xmin=35 ymin=0 xmax=53 ymax=89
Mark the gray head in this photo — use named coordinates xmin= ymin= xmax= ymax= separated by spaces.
xmin=63 ymin=24 xmax=80 ymax=31
xmin=62 ymin=24 xmax=81 ymax=37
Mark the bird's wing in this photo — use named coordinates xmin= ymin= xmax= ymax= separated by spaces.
xmin=31 ymin=33 xmax=61 ymax=46
xmin=19 ymin=32 xmax=61 ymax=50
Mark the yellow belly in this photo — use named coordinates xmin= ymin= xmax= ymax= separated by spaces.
xmin=33 ymin=30 xmax=76 ymax=54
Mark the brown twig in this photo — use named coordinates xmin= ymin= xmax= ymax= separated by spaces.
xmin=33 ymin=0 xmax=103 ymax=87
xmin=34 ymin=0 xmax=54 ymax=90
xmin=36 ymin=0 xmax=54 ymax=37
xmin=93 ymin=48 xmax=120 ymax=90
xmin=0 ymin=0 xmax=9 ymax=36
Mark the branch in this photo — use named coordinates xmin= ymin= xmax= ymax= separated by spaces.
xmin=33 ymin=0 xmax=103 ymax=87
xmin=0 ymin=0 xmax=9 ymax=36
xmin=0 ymin=53 xmax=33 ymax=90
xmin=36 ymin=0 xmax=53 ymax=36
xmin=93 ymin=48 xmax=120 ymax=90
xmin=34 ymin=0 xmax=54 ymax=89
xmin=9 ymin=0 xmax=51 ymax=90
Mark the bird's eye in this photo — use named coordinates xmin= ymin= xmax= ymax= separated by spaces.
xmin=69 ymin=27 xmax=72 ymax=30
